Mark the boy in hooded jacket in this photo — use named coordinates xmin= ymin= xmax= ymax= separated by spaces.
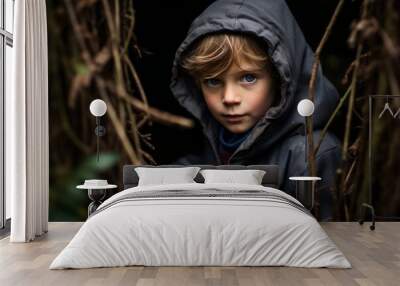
xmin=169 ymin=0 xmax=341 ymax=221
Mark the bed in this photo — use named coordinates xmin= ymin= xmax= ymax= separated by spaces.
xmin=50 ymin=165 xmax=351 ymax=269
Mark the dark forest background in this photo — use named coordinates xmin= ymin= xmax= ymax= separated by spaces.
xmin=47 ymin=0 xmax=400 ymax=222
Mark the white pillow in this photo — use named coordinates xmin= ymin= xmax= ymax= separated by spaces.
xmin=135 ymin=167 xmax=200 ymax=186
xmin=200 ymin=169 xmax=266 ymax=185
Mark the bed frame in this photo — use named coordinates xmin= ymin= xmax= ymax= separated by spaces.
xmin=123 ymin=165 xmax=279 ymax=190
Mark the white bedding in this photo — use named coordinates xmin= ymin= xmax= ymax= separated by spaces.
xmin=50 ymin=183 xmax=351 ymax=269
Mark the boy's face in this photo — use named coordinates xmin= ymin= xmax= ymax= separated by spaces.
xmin=200 ymin=60 xmax=274 ymax=134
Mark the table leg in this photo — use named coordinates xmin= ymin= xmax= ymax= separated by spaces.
xmin=87 ymin=189 xmax=106 ymax=216
xmin=295 ymin=180 xmax=316 ymax=210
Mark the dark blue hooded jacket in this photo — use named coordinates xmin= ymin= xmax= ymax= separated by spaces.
xmin=169 ymin=0 xmax=341 ymax=220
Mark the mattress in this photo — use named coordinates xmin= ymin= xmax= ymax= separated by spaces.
xmin=50 ymin=183 xmax=351 ymax=269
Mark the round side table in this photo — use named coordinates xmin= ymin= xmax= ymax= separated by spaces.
xmin=289 ymin=176 xmax=321 ymax=210
xmin=76 ymin=184 xmax=117 ymax=217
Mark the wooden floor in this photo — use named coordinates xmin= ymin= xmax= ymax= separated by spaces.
xmin=0 ymin=222 xmax=399 ymax=286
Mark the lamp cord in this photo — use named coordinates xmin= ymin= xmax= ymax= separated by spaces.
xmin=304 ymin=120 xmax=308 ymax=175
xmin=96 ymin=117 xmax=100 ymax=162
xmin=97 ymin=134 xmax=99 ymax=162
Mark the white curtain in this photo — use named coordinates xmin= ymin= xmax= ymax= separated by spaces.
xmin=6 ymin=0 xmax=49 ymax=242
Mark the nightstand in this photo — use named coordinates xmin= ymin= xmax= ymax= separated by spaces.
xmin=77 ymin=180 xmax=117 ymax=217
xmin=289 ymin=176 xmax=321 ymax=210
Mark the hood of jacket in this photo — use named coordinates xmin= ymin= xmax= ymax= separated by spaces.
xmin=170 ymin=0 xmax=339 ymax=158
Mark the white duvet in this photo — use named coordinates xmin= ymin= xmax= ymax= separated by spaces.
xmin=50 ymin=183 xmax=351 ymax=269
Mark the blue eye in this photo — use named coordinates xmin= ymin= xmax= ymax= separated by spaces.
xmin=241 ymin=74 xmax=257 ymax=84
xmin=204 ymin=78 xmax=221 ymax=87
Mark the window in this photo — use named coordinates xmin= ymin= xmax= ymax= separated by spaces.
xmin=1 ymin=0 xmax=14 ymax=231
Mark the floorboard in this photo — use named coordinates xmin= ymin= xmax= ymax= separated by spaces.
xmin=0 ymin=222 xmax=399 ymax=286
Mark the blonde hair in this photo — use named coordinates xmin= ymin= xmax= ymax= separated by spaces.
xmin=181 ymin=33 xmax=273 ymax=80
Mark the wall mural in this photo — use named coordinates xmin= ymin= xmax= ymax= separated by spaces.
xmin=46 ymin=0 xmax=400 ymax=222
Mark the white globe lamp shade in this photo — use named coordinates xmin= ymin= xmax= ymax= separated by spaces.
xmin=90 ymin=99 xmax=107 ymax=117
xmin=297 ymin=99 xmax=315 ymax=117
